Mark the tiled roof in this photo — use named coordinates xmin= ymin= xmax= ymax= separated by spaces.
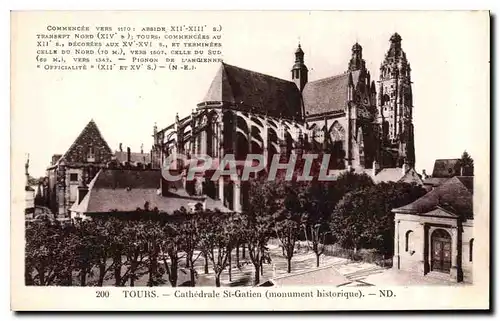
xmin=71 ymin=169 xmax=230 ymax=214
xmin=399 ymin=168 xmax=424 ymax=185
xmin=93 ymin=169 xmax=161 ymax=189
xmin=114 ymin=151 xmax=151 ymax=164
xmin=53 ymin=120 xmax=113 ymax=167
xmin=392 ymin=176 xmax=473 ymax=219
xmin=201 ymin=63 xmax=302 ymax=119
xmin=456 ymin=176 xmax=473 ymax=193
xmin=373 ymin=168 xmax=403 ymax=183
xmin=328 ymin=167 xmax=413 ymax=184
xmin=431 ymin=159 xmax=461 ymax=178
xmin=302 ymin=70 xmax=360 ymax=117
xmin=423 ymin=177 xmax=450 ymax=187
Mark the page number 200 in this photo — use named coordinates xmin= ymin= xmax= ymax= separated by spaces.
xmin=96 ymin=290 xmax=110 ymax=298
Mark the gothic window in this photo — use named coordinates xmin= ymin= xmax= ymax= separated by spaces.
xmin=329 ymin=122 xmax=345 ymax=142
xmin=469 ymin=238 xmax=474 ymax=262
xmin=211 ymin=117 xmax=219 ymax=157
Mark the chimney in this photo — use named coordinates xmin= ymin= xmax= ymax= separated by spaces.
xmin=119 ymin=143 xmax=123 ymax=152
xmin=127 ymin=147 xmax=131 ymax=164
xmin=422 ymin=169 xmax=428 ymax=179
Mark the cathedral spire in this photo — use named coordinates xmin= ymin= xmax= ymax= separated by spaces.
xmin=377 ymin=32 xmax=415 ymax=168
xmin=348 ymin=42 xmax=366 ymax=72
xmin=291 ymin=42 xmax=308 ymax=92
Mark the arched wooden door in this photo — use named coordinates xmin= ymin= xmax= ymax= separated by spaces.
xmin=431 ymin=229 xmax=452 ymax=273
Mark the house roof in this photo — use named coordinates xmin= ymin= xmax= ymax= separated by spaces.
xmin=456 ymin=176 xmax=473 ymax=193
xmin=71 ymin=168 xmax=230 ymax=214
xmin=431 ymin=159 xmax=462 ymax=178
xmin=328 ymin=167 xmax=422 ymax=185
xmin=423 ymin=177 xmax=450 ymax=187
xmin=399 ymin=168 xmax=424 ymax=185
xmin=114 ymin=151 xmax=151 ymax=164
xmin=49 ymin=120 xmax=113 ymax=168
xmin=201 ymin=63 xmax=303 ymax=119
xmin=373 ymin=168 xmax=403 ymax=183
xmin=302 ymin=70 xmax=360 ymax=117
xmin=392 ymin=176 xmax=473 ymax=219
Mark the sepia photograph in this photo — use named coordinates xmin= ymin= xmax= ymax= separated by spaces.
xmin=10 ymin=10 xmax=490 ymax=310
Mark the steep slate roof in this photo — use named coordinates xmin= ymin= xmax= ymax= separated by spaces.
xmin=456 ymin=176 xmax=473 ymax=193
xmin=71 ymin=169 xmax=229 ymax=214
xmin=93 ymin=169 xmax=160 ymax=189
xmin=399 ymin=168 xmax=424 ymax=185
xmin=423 ymin=177 xmax=450 ymax=188
xmin=201 ymin=63 xmax=303 ymax=119
xmin=373 ymin=168 xmax=404 ymax=183
xmin=431 ymin=159 xmax=462 ymax=178
xmin=51 ymin=120 xmax=113 ymax=167
xmin=392 ymin=176 xmax=473 ymax=219
xmin=114 ymin=151 xmax=151 ymax=164
xmin=329 ymin=167 xmax=422 ymax=185
xmin=302 ymin=70 xmax=361 ymax=117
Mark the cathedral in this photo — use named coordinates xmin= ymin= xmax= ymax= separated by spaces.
xmin=151 ymin=33 xmax=417 ymax=212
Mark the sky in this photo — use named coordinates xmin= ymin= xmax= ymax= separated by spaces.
xmin=11 ymin=11 xmax=490 ymax=178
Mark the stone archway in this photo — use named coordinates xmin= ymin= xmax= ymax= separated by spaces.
xmin=431 ymin=229 xmax=452 ymax=273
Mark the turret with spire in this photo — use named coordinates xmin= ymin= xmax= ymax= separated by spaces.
xmin=377 ymin=32 xmax=415 ymax=168
xmin=348 ymin=42 xmax=366 ymax=72
xmin=291 ymin=43 xmax=308 ymax=92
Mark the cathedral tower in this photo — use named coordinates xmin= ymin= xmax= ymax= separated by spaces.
xmin=291 ymin=44 xmax=308 ymax=92
xmin=377 ymin=33 xmax=415 ymax=167
xmin=348 ymin=42 xmax=366 ymax=72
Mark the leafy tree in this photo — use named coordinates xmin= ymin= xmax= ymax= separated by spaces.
xmin=330 ymin=182 xmax=427 ymax=255
xmin=25 ymin=219 xmax=75 ymax=285
xmin=242 ymin=177 xmax=279 ymax=285
xmin=299 ymin=182 xmax=331 ymax=267
xmin=459 ymin=150 xmax=474 ymax=176
xmin=121 ymin=221 xmax=148 ymax=286
xmin=273 ymin=204 xmax=302 ymax=273
xmin=143 ymin=220 xmax=164 ymax=286
xmin=199 ymin=211 xmax=235 ymax=287
xmin=92 ymin=219 xmax=116 ymax=286
xmin=72 ymin=221 xmax=100 ymax=286
xmin=158 ymin=221 xmax=183 ymax=287
xmin=177 ymin=211 xmax=203 ymax=286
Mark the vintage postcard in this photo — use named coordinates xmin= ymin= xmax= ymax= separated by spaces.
xmin=10 ymin=10 xmax=490 ymax=311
